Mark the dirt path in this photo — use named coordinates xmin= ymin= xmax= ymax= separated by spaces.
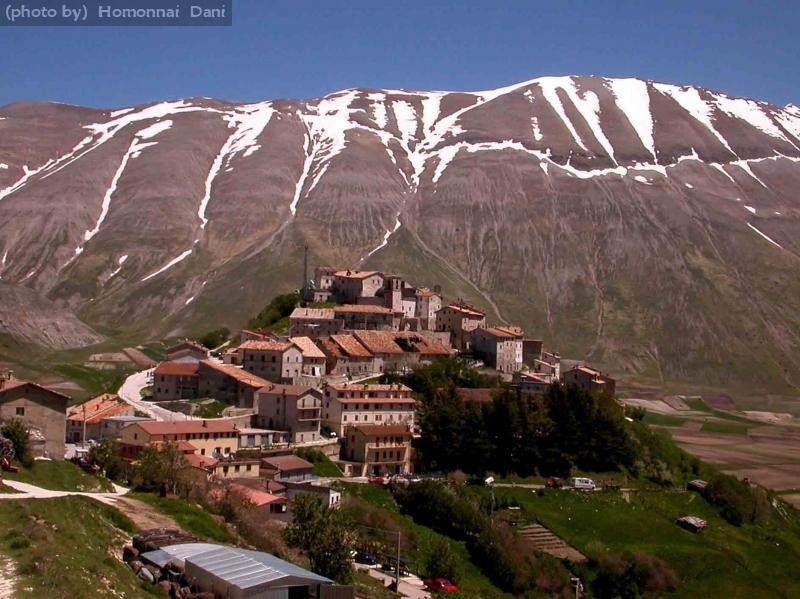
xmin=103 ymin=496 xmax=180 ymax=530
xmin=0 ymin=555 xmax=17 ymax=599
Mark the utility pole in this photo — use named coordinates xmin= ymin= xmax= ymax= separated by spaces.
xmin=302 ymin=244 xmax=309 ymax=299
xmin=82 ymin=403 xmax=87 ymax=447
xmin=395 ymin=530 xmax=401 ymax=589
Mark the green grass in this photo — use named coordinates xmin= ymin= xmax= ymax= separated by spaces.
xmin=0 ymin=496 xmax=159 ymax=598
xmin=128 ymin=492 xmax=234 ymax=543
xmin=53 ymin=363 xmax=132 ymax=397
xmin=683 ymin=397 xmax=708 ymax=412
xmin=189 ymin=398 xmax=228 ymax=418
xmin=353 ymin=570 xmax=400 ymax=599
xmin=295 ymin=449 xmax=343 ymax=477
xmin=340 ymin=483 xmax=510 ymax=598
xmin=643 ymin=412 xmax=688 ymax=427
xmin=4 ymin=460 xmax=114 ymax=492
xmin=490 ymin=486 xmax=800 ymax=598
xmin=701 ymin=421 xmax=750 ymax=435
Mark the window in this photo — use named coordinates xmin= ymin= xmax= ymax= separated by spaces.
xmin=14 ymin=407 xmax=24 ymax=416
xmin=246 ymin=464 xmax=252 ymax=471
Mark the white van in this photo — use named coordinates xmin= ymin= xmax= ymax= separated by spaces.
xmin=570 ymin=477 xmax=596 ymax=491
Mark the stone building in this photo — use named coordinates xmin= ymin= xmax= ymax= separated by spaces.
xmin=152 ymin=361 xmax=200 ymax=400
xmin=435 ymin=303 xmax=487 ymax=352
xmin=472 ymin=326 xmax=524 ymax=374
xmin=255 ymin=384 xmax=322 ymax=444
xmin=322 ymin=382 xmax=415 ymax=437
xmin=238 ymin=340 xmax=304 ymax=384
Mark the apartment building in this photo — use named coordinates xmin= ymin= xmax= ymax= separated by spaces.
xmin=332 ymin=270 xmax=384 ymax=303
xmin=322 ymin=382 xmax=415 ymax=437
xmin=197 ymin=361 xmax=270 ymax=408
xmin=345 ymin=424 xmax=413 ymax=476
xmin=435 ymin=303 xmax=486 ymax=352
xmin=152 ymin=361 xmax=200 ymax=401
xmin=238 ymin=340 xmax=304 ymax=384
xmin=119 ymin=419 xmax=238 ymax=459
xmin=472 ymin=326 xmax=524 ymax=374
xmin=255 ymin=384 xmax=322 ymax=444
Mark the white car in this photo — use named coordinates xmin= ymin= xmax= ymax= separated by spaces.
xmin=569 ymin=477 xmax=596 ymax=491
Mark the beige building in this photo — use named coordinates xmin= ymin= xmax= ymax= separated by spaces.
xmin=332 ymin=270 xmax=384 ymax=303
xmin=435 ymin=303 xmax=487 ymax=352
xmin=165 ymin=341 xmax=209 ymax=362
xmin=322 ymin=382 xmax=415 ymax=437
xmin=255 ymin=384 xmax=322 ymax=444
xmin=563 ymin=366 xmax=616 ymax=396
xmin=0 ymin=374 xmax=70 ymax=459
xmin=345 ymin=424 xmax=413 ymax=476
xmin=413 ymin=288 xmax=442 ymax=329
xmin=472 ymin=326 xmax=524 ymax=374
xmin=197 ymin=360 xmax=271 ymax=408
xmin=153 ymin=361 xmax=200 ymax=401
xmin=239 ymin=340 xmax=304 ymax=384
xmin=333 ymin=304 xmax=402 ymax=331
xmin=120 ymin=419 xmax=239 ymax=459
xmin=289 ymin=336 xmax=326 ymax=377
xmin=288 ymin=307 xmax=342 ymax=339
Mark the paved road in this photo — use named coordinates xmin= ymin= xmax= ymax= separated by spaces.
xmin=118 ymin=368 xmax=196 ymax=421
xmin=0 ymin=479 xmax=129 ymax=505
xmin=363 ymin=566 xmax=430 ymax=599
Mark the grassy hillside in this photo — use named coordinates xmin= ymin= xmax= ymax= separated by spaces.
xmin=0 ymin=496 xmax=159 ymax=599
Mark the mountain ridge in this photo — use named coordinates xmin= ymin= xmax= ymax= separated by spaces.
xmin=0 ymin=75 xmax=798 ymax=393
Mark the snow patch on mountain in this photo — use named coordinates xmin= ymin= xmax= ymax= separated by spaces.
xmin=711 ymin=93 xmax=795 ymax=145
xmin=538 ymin=78 xmax=588 ymax=150
xmin=142 ymin=248 xmax=193 ymax=282
xmin=747 ymin=223 xmax=782 ymax=249
xmin=560 ymin=78 xmax=617 ymax=163
xmin=107 ymin=255 xmax=128 ymax=280
xmin=608 ymin=78 xmax=657 ymax=162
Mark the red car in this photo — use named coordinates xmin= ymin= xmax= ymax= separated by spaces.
xmin=424 ymin=578 xmax=458 ymax=592
xmin=368 ymin=475 xmax=386 ymax=484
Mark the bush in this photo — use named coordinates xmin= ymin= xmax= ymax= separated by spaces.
xmin=198 ymin=328 xmax=230 ymax=350
xmin=590 ymin=550 xmax=678 ymax=598
xmin=1 ymin=419 xmax=32 ymax=465
xmin=702 ymin=474 xmax=769 ymax=526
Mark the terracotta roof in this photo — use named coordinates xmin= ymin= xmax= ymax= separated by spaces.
xmin=476 ymin=326 xmax=524 ymax=340
xmin=67 ymin=393 xmax=122 ymax=422
xmin=333 ymin=270 xmax=381 ymax=279
xmin=393 ymin=332 xmax=451 ymax=356
xmin=441 ymin=303 xmax=486 ymax=318
xmin=0 ymin=379 xmax=70 ymax=402
xmin=261 ymin=454 xmax=314 ymax=472
xmin=333 ymin=304 xmax=395 ymax=315
xmin=229 ymin=483 xmax=284 ymax=507
xmin=352 ymin=424 xmax=412 ymax=437
xmin=290 ymin=307 xmax=335 ymax=320
xmin=353 ymin=330 xmax=404 ymax=354
xmin=329 ymin=334 xmax=373 ymax=358
xmin=238 ymin=340 xmax=294 ymax=352
xmin=166 ymin=341 xmax=208 ymax=355
xmin=289 ymin=336 xmax=326 ymax=359
xmin=519 ymin=373 xmax=549 ymax=383
xmin=133 ymin=419 xmax=237 ymax=436
xmin=328 ymin=382 xmax=411 ymax=392
xmin=415 ymin=287 xmax=439 ymax=298
xmin=456 ymin=388 xmax=496 ymax=404
xmin=572 ymin=366 xmax=602 ymax=376
xmin=185 ymin=453 xmax=218 ymax=469
xmin=199 ymin=360 xmax=271 ymax=388
xmin=85 ymin=402 xmax=131 ymax=424
xmin=257 ymin=383 xmax=315 ymax=397
xmin=155 ymin=361 xmax=199 ymax=377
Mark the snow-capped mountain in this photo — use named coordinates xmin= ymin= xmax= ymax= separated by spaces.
xmin=1 ymin=76 xmax=799 ymax=391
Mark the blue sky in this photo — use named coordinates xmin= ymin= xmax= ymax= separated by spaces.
xmin=1 ymin=0 xmax=797 ymax=108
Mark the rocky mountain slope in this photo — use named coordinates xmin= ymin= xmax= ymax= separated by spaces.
xmin=1 ymin=76 xmax=799 ymax=391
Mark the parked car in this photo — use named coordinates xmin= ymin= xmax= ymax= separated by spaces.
xmin=368 ymin=475 xmax=387 ymax=484
xmin=351 ymin=550 xmax=377 ymax=565
xmin=424 ymin=578 xmax=459 ymax=592
xmin=569 ymin=477 xmax=596 ymax=491
xmin=380 ymin=556 xmax=410 ymax=576
xmin=545 ymin=477 xmax=563 ymax=488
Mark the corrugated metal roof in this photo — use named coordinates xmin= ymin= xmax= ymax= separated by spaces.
xmin=144 ymin=543 xmax=332 ymax=588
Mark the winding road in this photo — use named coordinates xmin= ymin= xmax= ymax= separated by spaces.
xmin=117 ymin=368 xmax=196 ymax=421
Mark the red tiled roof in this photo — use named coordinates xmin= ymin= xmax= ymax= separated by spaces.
xmin=334 ymin=270 xmax=381 ymax=279
xmin=199 ymin=360 xmax=271 ymax=388
xmin=67 ymin=393 xmax=121 ymax=422
xmin=334 ymin=304 xmax=395 ymax=315
xmin=81 ymin=402 xmax=131 ymax=424
xmin=167 ymin=341 xmax=208 ymax=355
xmin=155 ymin=361 xmax=199 ymax=377
xmin=257 ymin=383 xmax=315 ymax=397
xmin=238 ymin=340 xmax=294 ymax=352
xmin=329 ymin=334 xmax=373 ymax=358
xmin=289 ymin=336 xmax=326 ymax=359
xmin=394 ymin=332 xmax=451 ymax=356
xmin=353 ymin=330 xmax=404 ymax=354
xmin=352 ymin=424 xmax=412 ymax=437
xmin=0 ymin=379 xmax=70 ymax=402
xmin=185 ymin=453 xmax=218 ymax=469
xmin=290 ymin=307 xmax=335 ymax=320
xmin=261 ymin=455 xmax=314 ymax=471
xmin=441 ymin=303 xmax=486 ymax=318
xmin=134 ymin=419 xmax=237 ymax=436
xmin=229 ymin=483 xmax=284 ymax=507
xmin=476 ymin=326 xmax=524 ymax=340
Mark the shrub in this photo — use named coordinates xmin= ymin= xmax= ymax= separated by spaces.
xmin=1 ymin=419 xmax=32 ymax=466
xmin=703 ymin=474 xmax=769 ymax=526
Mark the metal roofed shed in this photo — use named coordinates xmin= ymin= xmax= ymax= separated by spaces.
xmin=140 ymin=542 xmax=347 ymax=598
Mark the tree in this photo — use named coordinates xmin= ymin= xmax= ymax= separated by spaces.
xmin=284 ymin=493 xmax=355 ymax=583
xmin=1 ymin=419 xmax=32 ymax=467
xmin=133 ymin=443 xmax=189 ymax=494
xmin=198 ymin=327 xmax=230 ymax=350
xmin=88 ymin=438 xmax=125 ymax=480
xmin=421 ymin=537 xmax=461 ymax=581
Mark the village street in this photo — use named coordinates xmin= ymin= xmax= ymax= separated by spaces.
xmin=118 ymin=368 xmax=197 ymax=421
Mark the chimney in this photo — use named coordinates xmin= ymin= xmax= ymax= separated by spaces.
xmin=202 ymin=420 xmax=207 ymax=427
